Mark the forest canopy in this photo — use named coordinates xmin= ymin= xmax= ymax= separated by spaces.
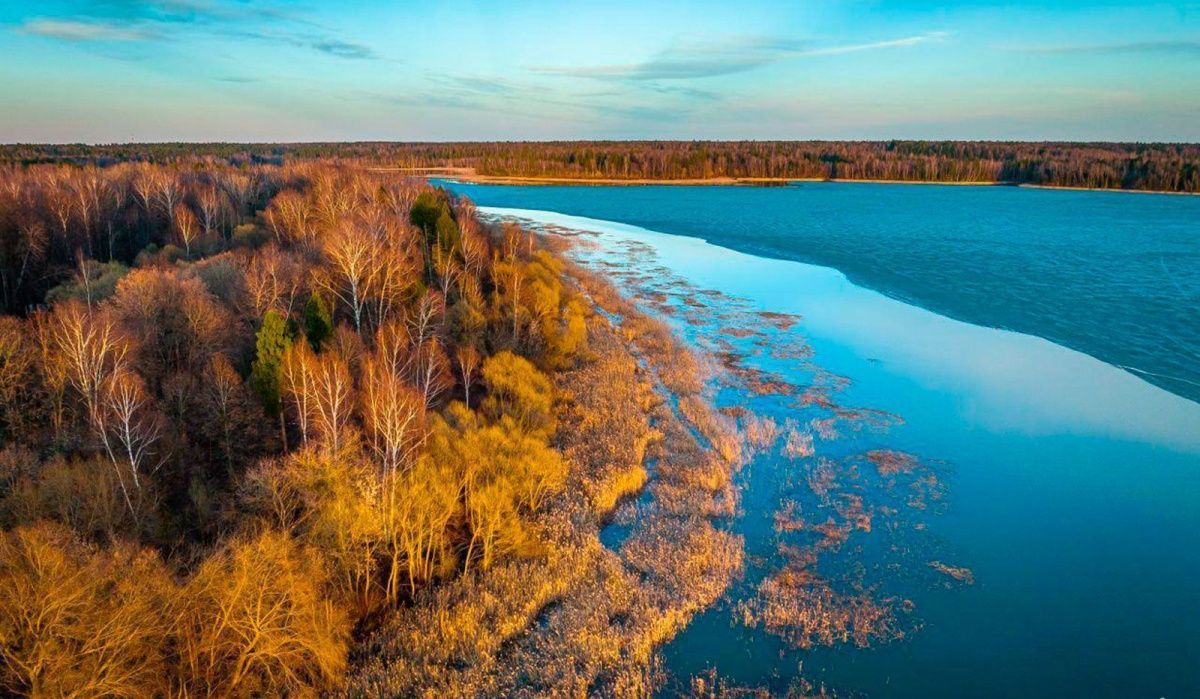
xmin=0 ymin=140 xmax=1197 ymax=192
xmin=0 ymin=159 xmax=600 ymax=695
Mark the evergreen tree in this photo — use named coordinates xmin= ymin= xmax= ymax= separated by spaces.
xmin=434 ymin=210 xmax=461 ymax=254
xmin=409 ymin=190 xmax=447 ymax=234
xmin=251 ymin=310 xmax=293 ymax=448
xmin=302 ymin=292 xmax=333 ymax=351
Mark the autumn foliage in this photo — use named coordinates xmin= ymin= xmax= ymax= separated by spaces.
xmin=0 ymin=161 xmax=592 ymax=695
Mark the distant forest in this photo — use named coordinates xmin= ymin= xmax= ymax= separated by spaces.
xmin=2 ymin=141 xmax=1198 ymax=193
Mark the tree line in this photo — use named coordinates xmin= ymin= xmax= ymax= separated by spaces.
xmin=0 ymin=161 xmax=590 ymax=695
xmin=3 ymin=141 xmax=1197 ymax=192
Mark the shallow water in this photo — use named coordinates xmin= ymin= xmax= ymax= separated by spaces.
xmin=444 ymin=181 xmax=1200 ymax=405
xmin=472 ymin=203 xmax=1200 ymax=699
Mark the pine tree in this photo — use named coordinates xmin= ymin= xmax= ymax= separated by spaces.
xmin=251 ymin=310 xmax=293 ymax=449
xmin=302 ymin=292 xmax=333 ymax=351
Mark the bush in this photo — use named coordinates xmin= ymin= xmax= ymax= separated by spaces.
xmin=176 ymin=530 xmax=350 ymax=696
xmin=231 ymin=223 xmax=270 ymax=249
xmin=44 ymin=260 xmax=129 ymax=306
xmin=480 ymin=351 xmax=556 ymax=437
xmin=0 ymin=522 xmax=175 ymax=697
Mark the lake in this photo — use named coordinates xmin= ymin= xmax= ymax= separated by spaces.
xmin=441 ymin=181 xmax=1200 ymax=698
xmin=444 ymin=182 xmax=1200 ymax=404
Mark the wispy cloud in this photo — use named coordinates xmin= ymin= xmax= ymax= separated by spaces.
xmin=532 ymin=32 xmax=948 ymax=81
xmin=364 ymin=70 xmax=699 ymax=127
xmin=800 ymin=34 xmax=945 ymax=57
xmin=18 ymin=18 xmax=156 ymax=42
xmin=77 ymin=0 xmax=303 ymax=26
xmin=14 ymin=2 xmax=380 ymax=60
xmin=1014 ymin=39 xmax=1200 ymax=56
xmin=309 ymin=39 xmax=378 ymax=60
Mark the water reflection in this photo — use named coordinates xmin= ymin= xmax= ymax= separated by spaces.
xmin=483 ymin=207 xmax=1200 ymax=453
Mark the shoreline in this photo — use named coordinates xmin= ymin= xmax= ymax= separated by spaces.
xmin=370 ymin=167 xmax=1199 ymax=196
xmin=531 ymin=205 xmax=1200 ymax=697
xmin=480 ymin=205 xmax=1200 ymax=446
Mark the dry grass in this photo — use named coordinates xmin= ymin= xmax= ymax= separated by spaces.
xmin=740 ymin=413 xmax=780 ymax=454
xmin=347 ymin=263 xmax=745 ymax=697
xmin=756 ymin=311 xmax=801 ymax=331
xmin=865 ymin=449 xmax=919 ymax=476
xmin=556 ymin=319 xmax=659 ymax=515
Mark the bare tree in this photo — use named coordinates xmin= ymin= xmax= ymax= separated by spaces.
xmin=316 ymin=221 xmax=379 ymax=333
xmin=264 ymin=189 xmax=312 ymax=244
xmin=308 ymin=349 xmax=353 ymax=453
xmin=360 ymin=356 xmax=424 ymax=476
xmin=196 ymin=184 xmax=223 ymax=241
xmin=280 ymin=342 xmax=353 ymax=452
xmin=154 ymin=171 xmax=182 ymax=225
xmin=102 ymin=369 xmax=163 ymax=499
xmin=245 ymin=245 xmax=305 ymax=318
xmin=454 ymin=344 xmax=481 ymax=404
xmin=279 ymin=342 xmax=315 ymax=448
xmin=174 ymin=203 xmax=200 ymax=258
xmin=40 ymin=302 xmax=140 ymax=512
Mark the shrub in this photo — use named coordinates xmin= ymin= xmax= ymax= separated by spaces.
xmin=0 ymin=522 xmax=174 ymax=697
xmin=480 ymin=350 xmax=556 ymax=437
xmin=175 ymin=530 xmax=350 ymax=696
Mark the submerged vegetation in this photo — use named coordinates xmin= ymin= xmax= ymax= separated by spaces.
xmin=526 ymin=213 xmax=978 ymax=693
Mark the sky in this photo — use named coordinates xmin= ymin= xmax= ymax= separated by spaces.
xmin=1 ymin=0 xmax=1198 ymax=142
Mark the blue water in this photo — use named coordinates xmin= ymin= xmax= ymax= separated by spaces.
xmin=439 ymin=183 xmax=1200 ymax=698
xmin=442 ymin=181 xmax=1200 ymax=404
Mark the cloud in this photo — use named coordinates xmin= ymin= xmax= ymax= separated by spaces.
xmin=533 ymin=32 xmax=947 ymax=82
xmin=1015 ymin=40 xmax=1200 ymax=56
xmin=233 ymin=30 xmax=382 ymax=59
xmin=800 ymin=34 xmax=946 ymax=57
xmin=18 ymin=18 xmax=156 ymax=41
xmin=310 ymin=39 xmax=378 ymax=60
xmin=365 ymin=71 xmax=690 ymax=126
xmin=15 ymin=3 xmax=378 ymax=59
xmin=643 ymin=84 xmax=720 ymax=100
xmin=79 ymin=0 xmax=303 ymax=26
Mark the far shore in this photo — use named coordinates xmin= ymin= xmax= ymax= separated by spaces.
xmin=367 ymin=166 xmax=1199 ymax=196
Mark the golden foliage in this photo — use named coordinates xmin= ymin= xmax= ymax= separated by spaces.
xmin=2 ymin=455 xmax=134 ymax=539
xmin=0 ymin=162 xmax=748 ymax=696
xmin=0 ymin=522 xmax=174 ymax=698
xmin=176 ymin=530 xmax=351 ymax=696
xmin=427 ymin=404 xmax=567 ymax=571
xmin=480 ymin=350 xmax=556 ymax=438
xmin=0 ymin=316 xmax=36 ymax=438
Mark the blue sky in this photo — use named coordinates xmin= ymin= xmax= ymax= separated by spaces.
xmin=1 ymin=1 xmax=1198 ymax=142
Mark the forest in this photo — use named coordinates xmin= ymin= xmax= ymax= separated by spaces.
xmin=0 ymin=158 xmax=631 ymax=695
xmin=2 ymin=140 xmax=1198 ymax=193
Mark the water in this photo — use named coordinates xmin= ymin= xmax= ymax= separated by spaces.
xmin=438 ymin=181 xmax=1200 ymax=697
xmin=443 ymin=181 xmax=1200 ymax=404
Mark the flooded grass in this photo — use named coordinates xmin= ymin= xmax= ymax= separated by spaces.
xmin=452 ymin=213 xmax=970 ymax=695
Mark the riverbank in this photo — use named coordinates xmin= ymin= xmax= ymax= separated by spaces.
xmin=467 ymin=205 xmax=1200 ymax=697
xmin=348 ymin=233 xmax=746 ymax=696
xmin=373 ymin=166 xmax=1199 ymax=195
